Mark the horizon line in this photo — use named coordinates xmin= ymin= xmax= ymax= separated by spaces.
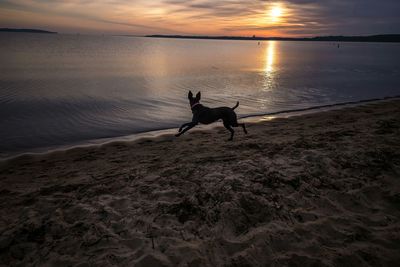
xmin=2 ymin=28 xmax=400 ymax=40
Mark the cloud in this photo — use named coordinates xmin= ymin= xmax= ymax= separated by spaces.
xmin=0 ymin=0 xmax=399 ymax=36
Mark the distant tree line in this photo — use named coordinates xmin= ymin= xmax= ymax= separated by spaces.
xmin=146 ymin=34 xmax=400 ymax=43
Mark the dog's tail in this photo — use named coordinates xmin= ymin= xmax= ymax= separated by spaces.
xmin=232 ymin=101 xmax=239 ymax=110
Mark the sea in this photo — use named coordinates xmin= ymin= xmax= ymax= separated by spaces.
xmin=1 ymin=33 xmax=400 ymax=158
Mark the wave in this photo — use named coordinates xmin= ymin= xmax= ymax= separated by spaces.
xmin=1 ymin=95 xmax=398 ymax=161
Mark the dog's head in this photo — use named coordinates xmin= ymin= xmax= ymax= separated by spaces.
xmin=188 ymin=91 xmax=201 ymax=109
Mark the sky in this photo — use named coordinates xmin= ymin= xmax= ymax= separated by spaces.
xmin=0 ymin=0 xmax=399 ymax=37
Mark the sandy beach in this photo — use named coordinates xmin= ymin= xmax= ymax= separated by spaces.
xmin=0 ymin=99 xmax=399 ymax=266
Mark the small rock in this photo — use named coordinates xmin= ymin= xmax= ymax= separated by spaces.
xmin=10 ymin=244 xmax=24 ymax=260
xmin=0 ymin=235 xmax=13 ymax=250
xmin=135 ymin=253 xmax=169 ymax=267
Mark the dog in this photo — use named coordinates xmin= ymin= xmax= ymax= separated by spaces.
xmin=175 ymin=91 xmax=247 ymax=140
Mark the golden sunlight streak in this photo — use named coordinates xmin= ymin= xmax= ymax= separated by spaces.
xmin=265 ymin=41 xmax=276 ymax=73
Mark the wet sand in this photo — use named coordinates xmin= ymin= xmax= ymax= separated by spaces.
xmin=1 ymin=99 xmax=400 ymax=266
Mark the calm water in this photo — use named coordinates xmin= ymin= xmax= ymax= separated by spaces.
xmin=1 ymin=33 xmax=400 ymax=157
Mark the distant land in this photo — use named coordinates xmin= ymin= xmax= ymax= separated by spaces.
xmin=146 ymin=34 xmax=400 ymax=43
xmin=0 ymin=28 xmax=57 ymax=34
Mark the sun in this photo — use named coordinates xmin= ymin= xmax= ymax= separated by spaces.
xmin=271 ymin=7 xmax=282 ymax=18
xmin=270 ymin=6 xmax=282 ymax=21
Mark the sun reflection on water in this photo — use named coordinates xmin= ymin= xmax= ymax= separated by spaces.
xmin=259 ymin=40 xmax=278 ymax=109
xmin=265 ymin=41 xmax=276 ymax=73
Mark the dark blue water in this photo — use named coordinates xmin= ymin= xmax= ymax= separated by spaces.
xmin=1 ymin=33 xmax=400 ymax=157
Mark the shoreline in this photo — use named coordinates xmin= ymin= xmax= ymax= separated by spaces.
xmin=146 ymin=34 xmax=400 ymax=43
xmin=0 ymin=98 xmax=399 ymax=265
xmin=2 ymin=95 xmax=399 ymax=162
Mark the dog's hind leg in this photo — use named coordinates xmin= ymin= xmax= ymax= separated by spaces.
xmin=231 ymin=121 xmax=247 ymax=135
xmin=224 ymin=123 xmax=235 ymax=141
xmin=239 ymin=123 xmax=247 ymax=134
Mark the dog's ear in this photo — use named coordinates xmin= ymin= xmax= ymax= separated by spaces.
xmin=188 ymin=91 xmax=193 ymax=100
xmin=195 ymin=91 xmax=201 ymax=101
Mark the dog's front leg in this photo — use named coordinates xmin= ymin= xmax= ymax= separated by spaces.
xmin=175 ymin=121 xmax=197 ymax=137
xmin=178 ymin=122 xmax=192 ymax=132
